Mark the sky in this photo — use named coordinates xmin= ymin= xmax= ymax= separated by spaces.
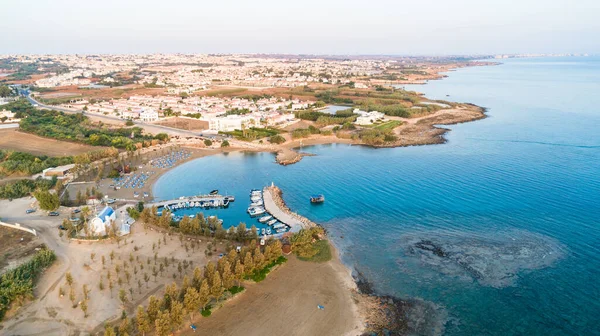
xmin=1 ymin=0 xmax=599 ymax=55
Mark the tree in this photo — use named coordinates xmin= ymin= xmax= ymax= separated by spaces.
xmin=243 ymin=252 xmax=254 ymax=274
xmin=221 ymin=140 xmax=230 ymax=147
xmin=154 ymin=310 xmax=172 ymax=336
xmin=69 ymin=287 xmax=76 ymax=307
xmin=210 ymin=272 xmax=223 ymax=302
xmin=119 ymin=288 xmax=128 ymax=305
xmin=80 ymin=299 xmax=88 ymax=317
xmin=118 ymin=317 xmax=131 ymax=336
xmin=203 ymin=139 xmax=213 ymax=146
xmin=234 ymin=260 xmax=245 ymax=287
xmin=65 ymin=272 xmax=74 ymax=287
xmin=0 ymin=85 xmax=12 ymax=98
xmin=33 ymin=189 xmax=60 ymax=210
xmin=222 ymin=263 xmax=235 ymax=289
xmin=183 ymin=287 xmax=201 ymax=321
xmin=104 ymin=324 xmax=116 ymax=336
xmin=198 ymin=279 xmax=210 ymax=310
xmin=136 ymin=305 xmax=151 ymax=336
xmin=146 ymin=295 xmax=160 ymax=323
xmin=170 ymin=300 xmax=184 ymax=330
xmin=204 ymin=261 xmax=216 ymax=286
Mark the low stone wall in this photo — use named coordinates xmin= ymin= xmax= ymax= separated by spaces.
xmin=0 ymin=221 xmax=37 ymax=236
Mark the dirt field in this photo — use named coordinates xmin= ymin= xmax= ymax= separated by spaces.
xmin=0 ymin=225 xmax=43 ymax=274
xmin=0 ymin=129 xmax=98 ymax=157
xmin=182 ymin=254 xmax=363 ymax=336
xmin=0 ymin=197 xmax=228 ymax=335
xmin=155 ymin=117 xmax=209 ymax=131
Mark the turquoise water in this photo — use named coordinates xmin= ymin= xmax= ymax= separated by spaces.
xmin=154 ymin=57 xmax=600 ymax=335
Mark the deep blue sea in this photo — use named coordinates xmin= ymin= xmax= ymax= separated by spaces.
xmin=154 ymin=57 xmax=600 ymax=336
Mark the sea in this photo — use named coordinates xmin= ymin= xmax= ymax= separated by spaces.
xmin=154 ymin=57 xmax=600 ymax=336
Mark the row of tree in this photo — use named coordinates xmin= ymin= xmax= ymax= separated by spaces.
xmin=106 ymin=240 xmax=284 ymax=335
xmin=0 ymin=176 xmax=56 ymax=200
xmin=137 ymin=207 xmax=261 ymax=242
xmin=0 ymin=249 xmax=56 ymax=321
xmin=0 ymin=149 xmax=74 ymax=177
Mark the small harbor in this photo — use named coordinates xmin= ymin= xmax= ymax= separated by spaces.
xmin=148 ymin=184 xmax=315 ymax=237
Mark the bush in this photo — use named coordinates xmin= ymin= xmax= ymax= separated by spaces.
xmin=297 ymin=240 xmax=332 ymax=262
xmin=204 ymin=139 xmax=213 ymax=146
xmin=269 ymin=135 xmax=286 ymax=144
xmin=33 ymin=189 xmax=60 ymax=210
xmin=124 ymin=120 xmax=134 ymax=126
xmin=201 ymin=305 xmax=212 ymax=317
xmin=221 ymin=140 xmax=230 ymax=147
xmin=227 ymin=286 xmax=245 ymax=295
xmin=0 ymin=177 xmax=56 ymax=200
xmin=0 ymin=249 xmax=56 ymax=321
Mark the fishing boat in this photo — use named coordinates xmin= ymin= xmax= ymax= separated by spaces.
xmin=310 ymin=194 xmax=325 ymax=203
xmin=267 ymin=219 xmax=278 ymax=226
xmin=210 ymin=189 xmax=219 ymax=195
xmin=258 ymin=215 xmax=273 ymax=223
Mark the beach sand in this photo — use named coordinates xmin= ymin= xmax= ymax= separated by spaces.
xmin=180 ymin=250 xmax=364 ymax=336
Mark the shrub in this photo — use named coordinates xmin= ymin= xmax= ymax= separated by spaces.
xmin=221 ymin=140 xmax=230 ymax=147
xmin=269 ymin=135 xmax=286 ymax=144
xmin=204 ymin=139 xmax=213 ymax=146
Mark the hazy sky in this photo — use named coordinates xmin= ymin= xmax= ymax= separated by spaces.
xmin=1 ymin=0 xmax=599 ymax=55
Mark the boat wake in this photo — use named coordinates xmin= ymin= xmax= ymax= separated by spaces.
xmin=466 ymin=137 xmax=600 ymax=149
xmin=398 ymin=229 xmax=566 ymax=288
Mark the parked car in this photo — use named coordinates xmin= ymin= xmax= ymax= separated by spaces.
xmin=59 ymin=225 xmax=68 ymax=231
xmin=106 ymin=198 xmax=116 ymax=204
xmin=72 ymin=209 xmax=81 ymax=214
xmin=48 ymin=211 xmax=60 ymax=216
xmin=26 ymin=209 xmax=36 ymax=214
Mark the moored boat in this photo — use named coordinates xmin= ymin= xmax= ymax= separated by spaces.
xmin=258 ymin=215 xmax=273 ymax=223
xmin=267 ymin=219 xmax=278 ymax=226
xmin=210 ymin=189 xmax=219 ymax=195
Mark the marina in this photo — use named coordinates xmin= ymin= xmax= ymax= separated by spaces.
xmin=150 ymin=195 xmax=231 ymax=210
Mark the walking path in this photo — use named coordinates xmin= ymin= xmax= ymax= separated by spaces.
xmin=263 ymin=185 xmax=315 ymax=233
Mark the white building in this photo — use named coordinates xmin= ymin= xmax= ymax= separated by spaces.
xmin=140 ymin=108 xmax=159 ymax=122
xmin=89 ymin=206 xmax=116 ymax=235
xmin=354 ymin=109 xmax=385 ymax=125
xmin=208 ymin=115 xmax=258 ymax=132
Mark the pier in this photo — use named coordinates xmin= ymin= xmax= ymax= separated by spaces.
xmin=149 ymin=195 xmax=229 ymax=209
xmin=263 ymin=185 xmax=316 ymax=233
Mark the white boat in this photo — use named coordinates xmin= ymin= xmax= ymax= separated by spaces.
xmin=261 ymin=228 xmax=266 ymax=235
xmin=188 ymin=214 xmax=195 ymax=218
xmin=266 ymin=228 xmax=272 ymax=235
xmin=248 ymin=207 xmax=266 ymax=217
xmin=250 ymin=200 xmax=263 ymax=207
xmin=276 ymin=228 xmax=286 ymax=233
xmin=273 ymin=223 xmax=285 ymax=229
xmin=250 ymin=196 xmax=262 ymax=202
xmin=258 ymin=215 xmax=273 ymax=223
xmin=267 ymin=219 xmax=278 ymax=226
